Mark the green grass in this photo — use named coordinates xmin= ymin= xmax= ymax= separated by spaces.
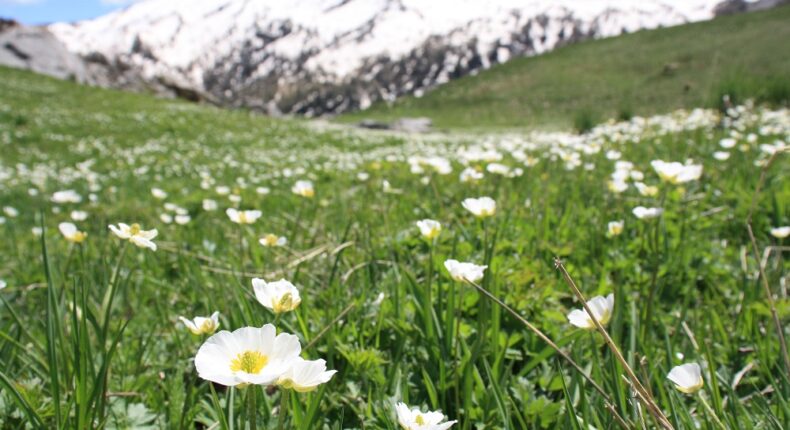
xmin=0 ymin=65 xmax=789 ymax=429
xmin=340 ymin=6 xmax=790 ymax=130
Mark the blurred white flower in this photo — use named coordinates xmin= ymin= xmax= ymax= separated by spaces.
xmin=567 ymin=294 xmax=614 ymax=329
xmin=259 ymin=233 xmax=287 ymax=247
xmin=151 ymin=188 xmax=168 ymax=199
xmin=108 ymin=223 xmax=158 ymax=250
xmin=179 ymin=311 xmax=220 ymax=335
xmin=52 ymin=190 xmax=82 ymax=204
xmin=650 ymin=160 xmax=702 ymax=184
xmin=3 ymin=206 xmax=19 ymax=217
xmin=634 ymin=182 xmax=658 ymax=196
xmin=633 ymin=206 xmax=663 ymax=219
xmin=444 ymin=260 xmax=487 ymax=283
xmin=713 ymin=151 xmax=730 ymax=161
xmin=160 ymin=213 xmax=173 ymax=224
xmin=667 ymin=363 xmax=704 ymax=394
xmin=70 ymin=210 xmax=88 ymax=221
xmin=202 ymin=199 xmax=218 ymax=211
xmin=607 ymin=220 xmax=624 ymax=237
xmin=719 ymin=138 xmax=736 ymax=149
xmin=770 ymin=226 xmax=790 ymax=239
xmin=416 ymin=219 xmax=441 ymax=240
xmin=226 ymin=208 xmax=261 ymax=225
xmin=58 ymin=222 xmax=87 ymax=243
xmin=292 ymin=180 xmax=315 ymax=198
xmin=462 ymin=197 xmax=496 ymax=218
xmin=175 ymin=214 xmax=191 ymax=225
xmin=32 ymin=227 xmax=43 ymax=237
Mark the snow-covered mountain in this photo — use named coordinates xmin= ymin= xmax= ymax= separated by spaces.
xmin=6 ymin=0 xmax=764 ymax=115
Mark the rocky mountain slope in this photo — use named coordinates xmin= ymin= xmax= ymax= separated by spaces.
xmin=2 ymin=0 xmax=781 ymax=116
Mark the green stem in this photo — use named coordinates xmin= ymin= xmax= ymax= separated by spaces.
xmin=277 ymin=388 xmax=289 ymax=430
xmin=425 ymin=242 xmax=434 ymax=339
xmin=697 ymin=393 xmax=727 ymax=430
xmin=247 ymin=386 xmax=257 ymax=430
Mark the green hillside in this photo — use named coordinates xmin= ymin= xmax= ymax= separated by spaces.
xmin=341 ymin=6 xmax=790 ymax=130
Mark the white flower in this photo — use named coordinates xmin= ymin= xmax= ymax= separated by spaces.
xmin=226 ymin=208 xmax=261 ymax=225
xmin=256 ymin=186 xmax=271 ymax=195
xmin=252 ymin=278 xmax=302 ymax=313
xmin=416 ymin=219 xmax=441 ymax=240
xmin=770 ymin=226 xmax=790 ymax=239
xmin=462 ymin=197 xmax=496 ymax=218
xmin=459 ymin=167 xmax=484 ymax=183
xmin=607 ymin=221 xmax=624 ymax=237
xmin=396 ymin=403 xmax=456 ymax=430
xmin=195 ymin=325 xmax=301 ymax=387
xmin=277 ymin=357 xmax=337 ymax=392
xmin=650 ymin=160 xmax=703 ymax=184
xmin=608 ymin=180 xmax=628 ymax=193
xmin=179 ymin=311 xmax=220 ymax=335
xmin=58 ymin=222 xmax=87 ymax=243
xmin=70 ymin=210 xmax=88 ymax=221
xmin=719 ymin=138 xmax=736 ymax=149
xmin=32 ymin=227 xmax=43 ymax=237
xmin=52 ymin=190 xmax=82 ymax=204
xmin=215 ymin=186 xmax=230 ymax=195
xmin=444 ymin=259 xmax=487 ymax=283
xmin=633 ymin=206 xmax=663 ymax=219
xmin=567 ymin=294 xmax=614 ymax=329
xmin=292 ymin=180 xmax=315 ymax=198
xmin=202 ymin=199 xmax=218 ymax=211
xmin=3 ymin=206 xmax=19 ymax=217
xmin=634 ymin=182 xmax=658 ymax=197
xmin=151 ymin=188 xmax=168 ymax=199
xmin=160 ymin=213 xmax=173 ymax=224
xmin=0 ymin=279 xmax=6 ymax=290
xmin=606 ymin=150 xmax=622 ymax=160
xmin=175 ymin=214 xmax=191 ymax=225
xmin=713 ymin=151 xmax=730 ymax=161
xmin=667 ymin=363 xmax=704 ymax=394
xmin=259 ymin=234 xmax=287 ymax=247
xmin=108 ymin=223 xmax=158 ymax=250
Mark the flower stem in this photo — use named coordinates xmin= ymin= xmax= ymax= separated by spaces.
xmin=247 ymin=386 xmax=257 ymax=430
xmin=697 ymin=393 xmax=726 ymax=430
xmin=277 ymin=388 xmax=289 ymax=430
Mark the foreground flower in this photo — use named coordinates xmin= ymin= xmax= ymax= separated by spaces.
xmin=252 ymin=278 xmax=302 ymax=313
xmin=444 ymin=259 xmax=487 ymax=283
xmin=770 ymin=226 xmax=790 ymax=239
xmin=633 ymin=206 xmax=663 ymax=219
xmin=259 ymin=233 xmax=287 ymax=247
xmin=416 ymin=219 xmax=441 ymax=240
xmin=667 ymin=362 xmax=704 ymax=394
xmin=396 ymin=403 xmax=456 ymax=430
xmin=292 ymin=180 xmax=315 ymax=198
xmin=462 ymin=197 xmax=496 ymax=218
xmin=195 ymin=325 xmax=301 ymax=386
xmin=179 ymin=311 xmax=220 ymax=335
xmin=607 ymin=220 xmax=624 ymax=237
xmin=226 ymin=208 xmax=261 ymax=225
xmin=108 ymin=223 xmax=158 ymax=250
xmin=567 ymin=294 xmax=614 ymax=329
xmin=58 ymin=222 xmax=87 ymax=243
xmin=277 ymin=357 xmax=337 ymax=392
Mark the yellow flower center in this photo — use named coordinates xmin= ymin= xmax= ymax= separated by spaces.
xmin=415 ymin=415 xmax=425 ymax=425
xmin=199 ymin=320 xmax=216 ymax=334
xmin=129 ymin=223 xmax=141 ymax=235
xmin=230 ymin=351 xmax=268 ymax=374
xmin=263 ymin=234 xmax=278 ymax=246
xmin=238 ymin=212 xmax=248 ymax=224
xmin=272 ymin=292 xmax=294 ymax=313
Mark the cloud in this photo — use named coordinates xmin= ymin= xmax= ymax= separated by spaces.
xmin=100 ymin=0 xmax=141 ymax=5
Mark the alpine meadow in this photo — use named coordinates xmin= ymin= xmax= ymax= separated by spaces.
xmin=0 ymin=2 xmax=789 ymax=430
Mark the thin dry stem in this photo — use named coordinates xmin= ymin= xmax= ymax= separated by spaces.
xmin=744 ymin=149 xmax=790 ymax=378
xmin=465 ymin=279 xmax=632 ymax=429
xmin=555 ymin=258 xmax=673 ymax=430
